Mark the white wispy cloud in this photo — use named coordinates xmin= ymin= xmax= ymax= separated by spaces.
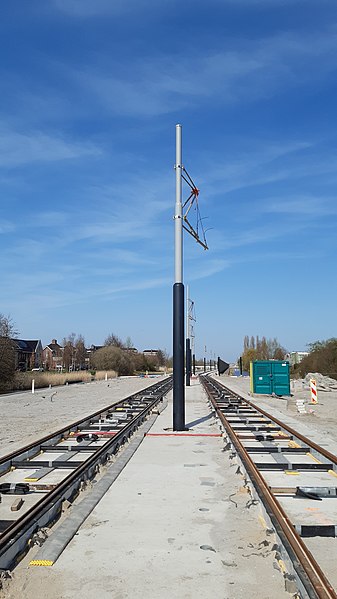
xmin=0 ymin=220 xmax=15 ymax=234
xmin=4 ymin=22 xmax=337 ymax=130
xmin=56 ymin=173 xmax=173 ymax=246
xmin=265 ymin=195 xmax=337 ymax=216
xmin=83 ymin=249 xmax=156 ymax=267
xmin=208 ymin=220 xmax=311 ymax=252
xmin=192 ymin=133 xmax=337 ymax=210
xmin=212 ymin=0 xmax=329 ymax=4
xmin=52 ymin=0 xmax=319 ymax=18
xmin=4 ymin=239 xmax=47 ymax=261
xmin=28 ymin=211 xmax=69 ymax=227
xmin=202 ymin=140 xmax=313 ymax=194
xmin=52 ymin=0 xmax=156 ymax=17
xmin=0 ymin=126 xmax=101 ymax=168
xmin=1 ymin=270 xmax=170 ymax=310
xmin=73 ymin=28 xmax=337 ymax=117
xmin=187 ymin=258 xmax=231 ymax=281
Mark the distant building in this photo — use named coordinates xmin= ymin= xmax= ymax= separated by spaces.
xmin=85 ymin=344 xmax=104 ymax=369
xmin=143 ymin=349 xmax=160 ymax=358
xmin=14 ymin=339 xmax=43 ymax=371
xmin=287 ymin=351 xmax=309 ymax=366
xmin=43 ymin=339 xmax=64 ymax=370
xmin=122 ymin=347 xmax=138 ymax=353
xmin=88 ymin=344 xmax=104 ymax=352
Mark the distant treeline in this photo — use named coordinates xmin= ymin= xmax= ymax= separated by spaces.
xmin=241 ymin=335 xmax=286 ymax=372
xmin=240 ymin=335 xmax=337 ymax=381
xmin=295 ymin=338 xmax=337 ymax=380
xmin=0 ymin=314 xmax=170 ymax=393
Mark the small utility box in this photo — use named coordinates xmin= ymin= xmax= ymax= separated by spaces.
xmin=250 ymin=360 xmax=290 ymax=396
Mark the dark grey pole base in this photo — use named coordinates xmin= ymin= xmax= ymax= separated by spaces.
xmin=173 ymin=282 xmax=185 ymax=431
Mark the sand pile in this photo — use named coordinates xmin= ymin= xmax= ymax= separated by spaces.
xmin=303 ymin=372 xmax=337 ymax=391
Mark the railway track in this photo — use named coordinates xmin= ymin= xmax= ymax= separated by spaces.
xmin=0 ymin=376 xmax=172 ymax=571
xmin=201 ymin=374 xmax=337 ymax=599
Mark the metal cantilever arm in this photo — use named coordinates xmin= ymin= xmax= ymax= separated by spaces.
xmin=183 ymin=218 xmax=209 ymax=250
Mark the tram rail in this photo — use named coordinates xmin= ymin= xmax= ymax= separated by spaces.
xmin=0 ymin=376 xmax=172 ymax=571
xmin=200 ymin=374 xmax=337 ymax=599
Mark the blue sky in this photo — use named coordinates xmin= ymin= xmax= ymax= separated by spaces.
xmin=1 ymin=0 xmax=337 ymax=362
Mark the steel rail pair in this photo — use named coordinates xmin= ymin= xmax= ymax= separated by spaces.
xmin=200 ymin=374 xmax=337 ymax=599
xmin=0 ymin=376 xmax=172 ymax=570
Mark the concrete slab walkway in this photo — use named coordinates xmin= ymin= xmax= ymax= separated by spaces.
xmin=5 ymin=379 xmax=288 ymax=599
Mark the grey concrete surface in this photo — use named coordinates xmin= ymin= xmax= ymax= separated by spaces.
xmin=3 ymin=379 xmax=289 ymax=599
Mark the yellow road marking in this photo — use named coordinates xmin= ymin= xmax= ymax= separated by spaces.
xmin=30 ymin=560 xmax=54 ymax=567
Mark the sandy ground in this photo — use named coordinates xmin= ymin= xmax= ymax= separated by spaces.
xmin=0 ymin=376 xmax=164 ymax=459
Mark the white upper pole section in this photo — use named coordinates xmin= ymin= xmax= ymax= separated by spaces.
xmin=175 ymin=124 xmax=183 ymax=284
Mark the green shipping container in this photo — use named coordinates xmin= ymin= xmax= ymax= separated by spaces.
xmin=250 ymin=360 xmax=290 ymax=396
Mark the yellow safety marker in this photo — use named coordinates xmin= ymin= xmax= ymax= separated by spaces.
xmin=258 ymin=514 xmax=267 ymax=529
xmin=284 ymin=470 xmax=300 ymax=475
xmin=276 ymin=558 xmax=287 ymax=574
xmin=328 ymin=469 xmax=337 ymax=478
xmin=30 ymin=559 xmax=54 ymax=566
xmin=24 ymin=478 xmax=38 ymax=482
xmin=250 ymin=362 xmax=254 ymax=393
xmin=288 ymin=440 xmax=301 ymax=448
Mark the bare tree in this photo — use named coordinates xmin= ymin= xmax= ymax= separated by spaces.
xmin=0 ymin=314 xmax=18 ymax=392
xmin=62 ymin=333 xmax=76 ymax=371
xmin=104 ymin=333 xmax=124 ymax=348
xmin=155 ymin=349 xmax=167 ymax=367
xmin=267 ymin=337 xmax=286 ymax=360
xmin=62 ymin=333 xmax=87 ymax=371
xmin=125 ymin=336 xmax=133 ymax=350
xmin=260 ymin=337 xmax=269 ymax=360
xmin=241 ymin=335 xmax=286 ymax=372
xmin=75 ymin=335 xmax=86 ymax=369
xmin=242 ymin=347 xmax=257 ymax=372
